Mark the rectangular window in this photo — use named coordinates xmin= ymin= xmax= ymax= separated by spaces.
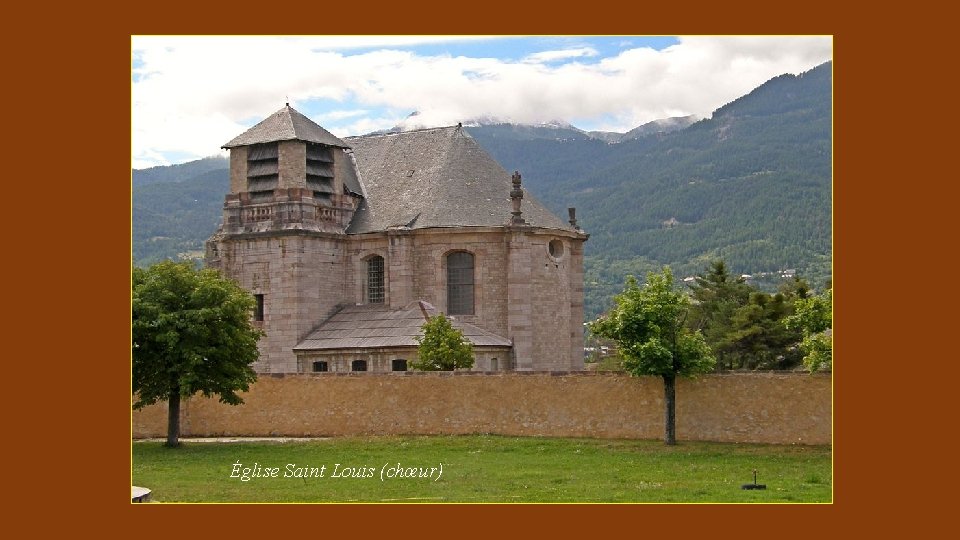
xmin=312 ymin=361 xmax=328 ymax=372
xmin=254 ymin=294 xmax=264 ymax=321
xmin=367 ymin=256 xmax=385 ymax=304
xmin=351 ymin=360 xmax=367 ymax=372
xmin=447 ymin=252 xmax=475 ymax=315
xmin=392 ymin=359 xmax=407 ymax=371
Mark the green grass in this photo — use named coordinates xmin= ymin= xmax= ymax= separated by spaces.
xmin=132 ymin=435 xmax=831 ymax=503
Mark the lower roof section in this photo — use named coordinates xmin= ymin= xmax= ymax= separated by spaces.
xmin=293 ymin=300 xmax=511 ymax=352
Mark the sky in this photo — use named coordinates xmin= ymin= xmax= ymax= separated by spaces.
xmin=131 ymin=35 xmax=832 ymax=169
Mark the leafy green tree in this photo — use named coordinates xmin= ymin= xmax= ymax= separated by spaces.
xmin=589 ymin=268 xmax=715 ymax=445
xmin=412 ymin=315 xmax=475 ymax=371
xmin=133 ymin=260 xmax=263 ymax=447
xmin=785 ymin=288 xmax=832 ymax=372
xmin=686 ymin=260 xmax=753 ymax=370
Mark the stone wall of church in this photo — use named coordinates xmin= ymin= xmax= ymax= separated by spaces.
xmin=228 ymin=146 xmax=247 ymax=193
xmin=211 ymin=232 xmax=347 ymax=373
xmin=209 ymin=226 xmax=585 ymax=373
xmin=407 ymin=229 xmax=510 ymax=337
xmin=278 ymin=140 xmax=306 ymax=190
xmin=333 ymin=227 xmax=585 ymax=371
xmin=295 ymin=347 xmax=510 ymax=373
xmin=528 ymin=232 xmax=582 ymax=370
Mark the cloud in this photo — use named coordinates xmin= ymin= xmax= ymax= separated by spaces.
xmin=317 ymin=109 xmax=371 ymax=122
xmin=522 ymin=47 xmax=599 ymax=63
xmin=132 ymin=35 xmax=832 ymax=168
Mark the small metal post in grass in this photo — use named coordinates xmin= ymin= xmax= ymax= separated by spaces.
xmin=741 ymin=469 xmax=767 ymax=490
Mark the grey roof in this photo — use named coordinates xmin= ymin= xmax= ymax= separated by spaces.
xmin=222 ymin=105 xmax=349 ymax=149
xmin=294 ymin=300 xmax=512 ymax=351
xmin=336 ymin=148 xmax=364 ymax=197
xmin=343 ymin=126 xmax=573 ymax=233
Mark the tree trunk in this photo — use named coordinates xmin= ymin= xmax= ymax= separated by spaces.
xmin=166 ymin=386 xmax=181 ymax=448
xmin=663 ymin=374 xmax=676 ymax=445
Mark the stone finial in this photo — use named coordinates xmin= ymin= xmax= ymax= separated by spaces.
xmin=568 ymin=207 xmax=578 ymax=229
xmin=510 ymin=171 xmax=526 ymax=224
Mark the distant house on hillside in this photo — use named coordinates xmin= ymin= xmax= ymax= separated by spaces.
xmin=206 ymin=105 xmax=588 ymax=373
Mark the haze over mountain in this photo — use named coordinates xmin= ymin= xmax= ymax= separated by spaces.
xmin=132 ymin=61 xmax=832 ymax=320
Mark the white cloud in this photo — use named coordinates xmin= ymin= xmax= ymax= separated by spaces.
xmin=522 ymin=47 xmax=599 ymax=63
xmin=317 ymin=109 xmax=371 ymax=122
xmin=132 ymin=35 xmax=832 ymax=168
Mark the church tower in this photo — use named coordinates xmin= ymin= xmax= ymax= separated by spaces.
xmin=206 ymin=104 xmax=361 ymax=372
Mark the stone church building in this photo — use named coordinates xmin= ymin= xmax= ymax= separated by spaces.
xmin=205 ymin=105 xmax=588 ymax=373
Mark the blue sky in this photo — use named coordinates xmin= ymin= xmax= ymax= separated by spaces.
xmin=131 ymin=36 xmax=831 ymax=169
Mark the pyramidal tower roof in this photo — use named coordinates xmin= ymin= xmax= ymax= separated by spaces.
xmin=222 ymin=104 xmax=349 ymax=149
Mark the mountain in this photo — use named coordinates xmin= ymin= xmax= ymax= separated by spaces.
xmin=619 ymin=115 xmax=702 ymax=141
xmin=467 ymin=61 xmax=832 ymax=318
xmin=460 ymin=120 xmax=595 ymax=141
xmin=133 ymin=155 xmax=228 ymax=186
xmin=131 ymin=61 xmax=832 ymax=320
xmin=132 ymin=168 xmax=228 ymax=265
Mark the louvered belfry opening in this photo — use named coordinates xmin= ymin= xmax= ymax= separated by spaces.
xmin=306 ymin=142 xmax=335 ymax=202
xmin=247 ymin=142 xmax=279 ymax=201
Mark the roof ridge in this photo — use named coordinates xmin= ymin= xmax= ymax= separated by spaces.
xmin=345 ymin=125 xmax=463 ymax=140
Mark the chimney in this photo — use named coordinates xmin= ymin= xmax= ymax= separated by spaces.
xmin=510 ymin=171 xmax=526 ymax=224
xmin=568 ymin=207 xmax=579 ymax=229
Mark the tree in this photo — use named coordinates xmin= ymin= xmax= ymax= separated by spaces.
xmin=715 ymin=291 xmax=804 ymax=370
xmin=411 ymin=315 xmax=475 ymax=371
xmin=589 ymin=268 xmax=715 ymax=445
xmin=685 ymin=260 xmax=753 ymax=370
xmin=785 ymin=288 xmax=832 ymax=372
xmin=132 ymin=260 xmax=263 ymax=447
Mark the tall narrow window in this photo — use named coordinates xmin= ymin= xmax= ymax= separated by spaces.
xmin=447 ymin=251 xmax=474 ymax=315
xmin=254 ymin=294 xmax=264 ymax=321
xmin=367 ymin=256 xmax=384 ymax=304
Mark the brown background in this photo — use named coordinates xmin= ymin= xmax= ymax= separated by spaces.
xmin=12 ymin=1 xmax=950 ymax=535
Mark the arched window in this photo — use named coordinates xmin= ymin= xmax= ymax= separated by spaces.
xmin=366 ymin=255 xmax=384 ymax=304
xmin=447 ymin=251 xmax=474 ymax=315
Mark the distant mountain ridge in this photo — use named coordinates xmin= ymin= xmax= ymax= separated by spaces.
xmin=367 ymin=111 xmax=696 ymax=143
xmin=133 ymin=155 xmax=228 ymax=187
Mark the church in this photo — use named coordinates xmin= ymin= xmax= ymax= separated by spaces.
xmin=205 ymin=105 xmax=588 ymax=373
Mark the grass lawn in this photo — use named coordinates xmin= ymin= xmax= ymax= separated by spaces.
xmin=132 ymin=435 xmax=831 ymax=503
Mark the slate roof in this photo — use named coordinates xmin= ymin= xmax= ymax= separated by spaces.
xmin=294 ymin=301 xmax=512 ymax=351
xmin=222 ymin=105 xmax=349 ymax=149
xmin=344 ymin=127 xmax=573 ymax=233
